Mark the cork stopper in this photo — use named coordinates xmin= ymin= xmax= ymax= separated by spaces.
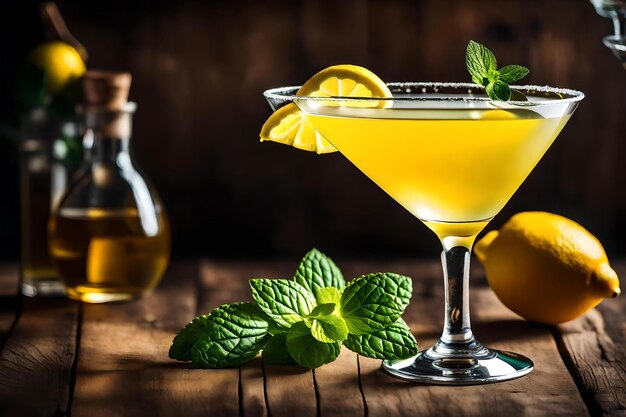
xmin=82 ymin=70 xmax=132 ymax=109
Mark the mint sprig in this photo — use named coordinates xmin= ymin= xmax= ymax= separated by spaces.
xmin=169 ymin=248 xmax=418 ymax=369
xmin=190 ymin=303 xmax=271 ymax=368
xmin=262 ymin=334 xmax=295 ymax=365
xmin=295 ymin=247 xmax=345 ymax=299
xmin=250 ymin=278 xmax=316 ymax=327
xmin=466 ymin=40 xmax=529 ymax=101
xmin=169 ymin=315 xmax=210 ymax=362
xmin=344 ymin=318 xmax=418 ymax=360
xmin=286 ymin=322 xmax=342 ymax=368
xmin=340 ymin=272 xmax=412 ymax=334
xmin=311 ymin=314 xmax=349 ymax=343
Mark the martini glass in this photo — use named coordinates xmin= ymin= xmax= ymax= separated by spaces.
xmin=590 ymin=0 xmax=626 ymax=69
xmin=264 ymin=83 xmax=584 ymax=385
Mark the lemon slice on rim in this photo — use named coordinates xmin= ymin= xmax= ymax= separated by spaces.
xmin=260 ymin=103 xmax=336 ymax=154
xmin=260 ymin=64 xmax=392 ymax=154
xmin=297 ymin=64 xmax=392 ymax=107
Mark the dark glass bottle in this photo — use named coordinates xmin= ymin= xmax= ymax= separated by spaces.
xmin=19 ymin=109 xmax=81 ymax=296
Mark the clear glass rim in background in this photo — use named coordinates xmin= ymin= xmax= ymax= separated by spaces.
xmin=603 ymin=34 xmax=626 ymax=52
xmin=263 ymin=82 xmax=585 ymax=107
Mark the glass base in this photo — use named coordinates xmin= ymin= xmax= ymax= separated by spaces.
xmin=383 ymin=342 xmax=533 ymax=385
xmin=21 ymin=279 xmax=66 ymax=297
xmin=66 ymin=286 xmax=144 ymax=303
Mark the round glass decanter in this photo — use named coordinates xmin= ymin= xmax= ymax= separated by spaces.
xmin=48 ymin=102 xmax=170 ymax=302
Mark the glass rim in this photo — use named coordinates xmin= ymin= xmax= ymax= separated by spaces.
xmin=263 ymin=82 xmax=585 ymax=106
xmin=603 ymin=35 xmax=626 ymax=52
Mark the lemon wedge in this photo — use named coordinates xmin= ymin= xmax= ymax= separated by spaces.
xmin=260 ymin=103 xmax=336 ymax=154
xmin=260 ymin=64 xmax=392 ymax=154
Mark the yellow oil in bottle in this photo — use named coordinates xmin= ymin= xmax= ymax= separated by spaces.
xmin=48 ymin=207 xmax=170 ymax=303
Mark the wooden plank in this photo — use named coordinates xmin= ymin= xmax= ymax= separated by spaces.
xmin=199 ymin=261 xmax=314 ymax=417
xmin=314 ymin=348 xmax=365 ymax=417
xmin=557 ymin=310 xmax=626 ymax=417
xmin=241 ymin=358 xmax=266 ymax=417
xmin=194 ymin=260 xmax=261 ymax=417
xmin=351 ymin=259 xmax=590 ymax=417
xmin=264 ymin=365 xmax=316 ymax=417
xmin=71 ymin=262 xmax=204 ymax=417
xmin=0 ymin=294 xmax=79 ymax=416
xmin=555 ymin=262 xmax=626 ymax=417
xmin=0 ymin=264 xmax=19 ymax=350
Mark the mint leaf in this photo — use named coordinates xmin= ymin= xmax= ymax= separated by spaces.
xmin=251 ymin=310 xmax=289 ymax=336
xmin=308 ymin=303 xmax=336 ymax=317
xmin=250 ymin=279 xmax=316 ymax=327
xmin=344 ymin=318 xmax=418 ymax=360
xmin=266 ymin=319 xmax=290 ymax=335
xmin=295 ymin=249 xmax=345 ymax=299
xmin=262 ymin=334 xmax=296 ymax=365
xmin=191 ymin=303 xmax=271 ymax=368
xmin=486 ymin=80 xmax=511 ymax=101
xmin=466 ymin=40 xmax=497 ymax=86
xmin=466 ymin=41 xmax=529 ymax=101
xmin=311 ymin=315 xmax=349 ymax=343
xmin=498 ymin=65 xmax=529 ymax=84
xmin=340 ymin=273 xmax=412 ymax=334
xmin=169 ymin=315 xmax=210 ymax=361
xmin=316 ymin=287 xmax=342 ymax=305
xmin=286 ymin=322 xmax=341 ymax=368
xmin=487 ymin=68 xmax=500 ymax=81
xmin=253 ymin=306 xmax=290 ymax=335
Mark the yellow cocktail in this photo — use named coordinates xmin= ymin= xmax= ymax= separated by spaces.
xmin=305 ymin=106 xmax=569 ymax=242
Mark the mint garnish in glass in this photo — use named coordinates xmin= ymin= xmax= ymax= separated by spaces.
xmin=466 ymin=40 xmax=530 ymax=101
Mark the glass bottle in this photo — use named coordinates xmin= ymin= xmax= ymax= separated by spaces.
xmin=19 ymin=109 xmax=81 ymax=296
xmin=48 ymin=71 xmax=170 ymax=303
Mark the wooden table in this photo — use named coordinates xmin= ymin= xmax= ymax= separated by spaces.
xmin=0 ymin=259 xmax=624 ymax=417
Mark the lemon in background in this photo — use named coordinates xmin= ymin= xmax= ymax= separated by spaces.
xmin=27 ymin=41 xmax=86 ymax=95
xmin=474 ymin=211 xmax=620 ymax=325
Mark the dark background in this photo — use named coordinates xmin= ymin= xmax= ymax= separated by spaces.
xmin=0 ymin=0 xmax=624 ymax=261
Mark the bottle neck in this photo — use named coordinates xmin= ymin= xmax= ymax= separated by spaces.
xmin=84 ymin=107 xmax=133 ymax=163
xmin=90 ymin=135 xmax=130 ymax=163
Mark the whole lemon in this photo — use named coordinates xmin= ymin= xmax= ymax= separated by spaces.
xmin=474 ymin=212 xmax=620 ymax=325
xmin=27 ymin=41 xmax=86 ymax=95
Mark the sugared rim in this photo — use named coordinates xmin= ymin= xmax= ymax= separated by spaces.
xmin=263 ymin=82 xmax=585 ymax=106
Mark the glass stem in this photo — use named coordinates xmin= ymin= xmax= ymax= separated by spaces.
xmin=611 ymin=11 xmax=625 ymax=37
xmin=439 ymin=243 xmax=476 ymax=346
